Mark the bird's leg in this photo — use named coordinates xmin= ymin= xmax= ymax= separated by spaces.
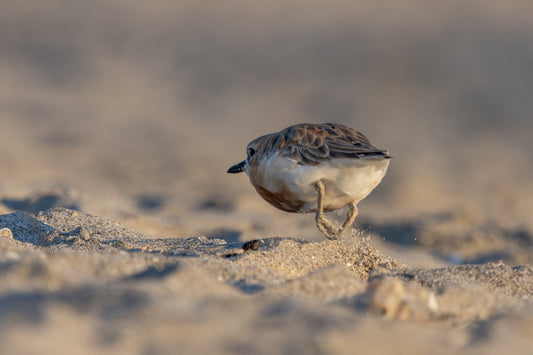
xmin=314 ymin=181 xmax=358 ymax=239
xmin=314 ymin=180 xmax=337 ymax=238
xmin=337 ymin=202 xmax=358 ymax=236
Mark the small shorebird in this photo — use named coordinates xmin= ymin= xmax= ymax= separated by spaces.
xmin=227 ymin=123 xmax=390 ymax=239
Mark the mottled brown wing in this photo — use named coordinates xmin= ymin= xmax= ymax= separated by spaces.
xmin=282 ymin=123 xmax=390 ymax=165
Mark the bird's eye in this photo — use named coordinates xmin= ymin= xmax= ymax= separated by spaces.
xmin=248 ymin=148 xmax=256 ymax=157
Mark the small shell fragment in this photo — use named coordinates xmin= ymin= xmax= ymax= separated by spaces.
xmin=0 ymin=228 xmax=13 ymax=239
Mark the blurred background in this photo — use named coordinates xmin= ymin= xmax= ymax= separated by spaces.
xmin=1 ymin=0 xmax=532 ymax=246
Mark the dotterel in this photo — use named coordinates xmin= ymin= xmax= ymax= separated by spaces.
xmin=228 ymin=123 xmax=390 ymax=239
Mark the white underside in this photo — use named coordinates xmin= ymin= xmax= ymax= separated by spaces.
xmin=247 ymin=153 xmax=390 ymax=212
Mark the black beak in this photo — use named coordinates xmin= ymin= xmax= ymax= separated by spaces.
xmin=227 ymin=160 xmax=246 ymax=174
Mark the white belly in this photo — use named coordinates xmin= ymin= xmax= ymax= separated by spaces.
xmin=249 ymin=154 xmax=390 ymax=212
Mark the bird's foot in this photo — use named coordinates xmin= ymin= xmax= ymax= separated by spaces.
xmin=314 ymin=181 xmax=358 ymax=239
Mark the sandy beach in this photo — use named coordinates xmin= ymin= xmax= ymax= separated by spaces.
xmin=0 ymin=1 xmax=532 ymax=354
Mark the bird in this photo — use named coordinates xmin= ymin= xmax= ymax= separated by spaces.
xmin=227 ymin=123 xmax=390 ymax=239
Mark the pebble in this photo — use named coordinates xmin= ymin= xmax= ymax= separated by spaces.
xmin=243 ymin=239 xmax=263 ymax=251
xmin=367 ymin=277 xmax=438 ymax=321
xmin=0 ymin=228 xmax=13 ymax=239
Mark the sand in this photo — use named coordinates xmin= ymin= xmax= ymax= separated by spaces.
xmin=0 ymin=207 xmax=531 ymax=354
xmin=1 ymin=1 xmax=532 ymax=354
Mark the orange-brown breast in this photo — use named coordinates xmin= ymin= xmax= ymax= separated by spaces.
xmin=252 ymin=184 xmax=305 ymax=213
xmin=248 ymin=163 xmax=306 ymax=213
